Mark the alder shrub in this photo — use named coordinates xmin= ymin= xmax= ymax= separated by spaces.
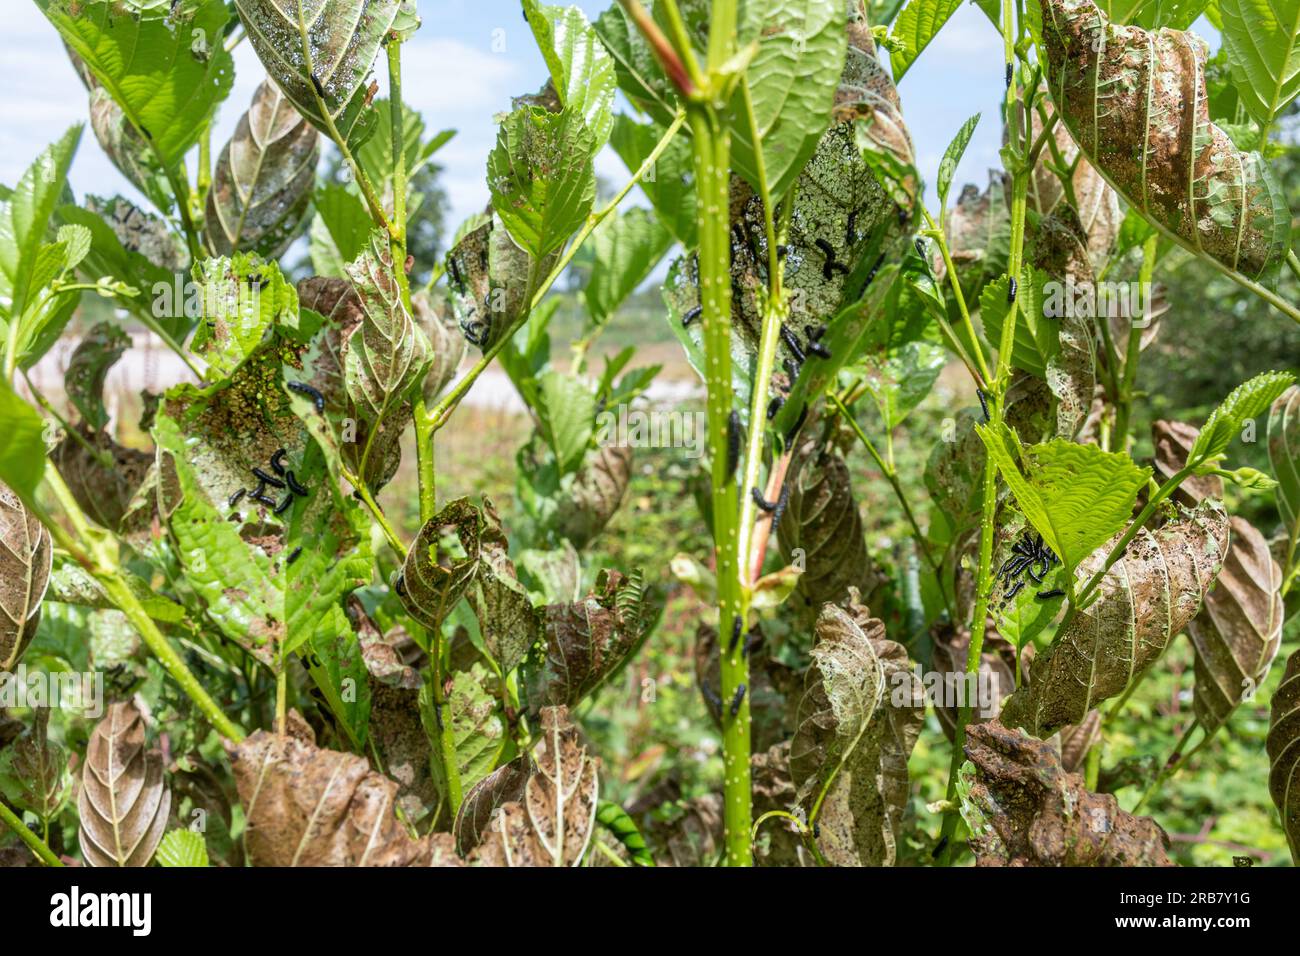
xmin=0 ymin=0 xmax=1298 ymax=869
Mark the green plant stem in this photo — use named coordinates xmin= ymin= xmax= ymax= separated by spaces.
xmin=938 ymin=0 xmax=1029 ymax=862
xmin=413 ymin=397 xmax=437 ymax=522
xmin=21 ymin=371 xmax=113 ymax=467
xmin=0 ymin=801 xmax=63 ymax=866
xmin=1111 ymin=235 xmax=1157 ymax=450
xmin=831 ymin=394 xmax=953 ymax=618
xmin=341 ymin=466 xmax=407 ymax=557
xmin=429 ymin=112 xmax=686 ymax=431
xmin=922 ymin=208 xmax=990 ymax=387
xmin=428 ymin=642 xmax=463 ymax=814
xmin=688 ymin=100 xmax=749 ymax=867
xmin=36 ymin=465 xmax=245 ymax=742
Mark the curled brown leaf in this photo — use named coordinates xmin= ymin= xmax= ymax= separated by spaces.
xmin=961 ymin=719 xmax=1172 ymax=866
xmin=0 ymin=481 xmax=52 ymax=672
xmin=1267 ymin=650 xmax=1300 ymax=864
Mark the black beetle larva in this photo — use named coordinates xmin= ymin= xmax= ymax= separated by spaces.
xmin=767 ymin=395 xmax=784 ymax=420
xmin=286 ymin=546 xmax=303 ymax=566
xmin=728 ymin=617 xmax=742 ymax=654
xmin=270 ymin=448 xmax=287 ymax=476
xmin=228 ymin=488 xmax=246 ymax=508
xmin=252 ymin=466 xmax=286 ymax=490
xmin=729 ymin=684 xmax=747 ymax=717
xmin=285 ymin=470 xmax=309 ymax=497
xmin=287 ymin=381 xmax=325 ymax=413
xmin=725 ymin=411 xmax=741 ymax=480
xmin=682 ymin=304 xmax=702 ymax=328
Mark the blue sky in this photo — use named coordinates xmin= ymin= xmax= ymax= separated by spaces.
xmin=0 ymin=3 xmax=1215 ymax=236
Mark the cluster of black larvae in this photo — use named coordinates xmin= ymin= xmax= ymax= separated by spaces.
xmin=998 ymin=531 xmax=1063 ymax=601
xmin=227 ymin=448 xmax=311 ymax=518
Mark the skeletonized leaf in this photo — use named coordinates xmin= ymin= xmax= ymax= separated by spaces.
xmin=777 ymin=449 xmax=889 ymax=621
xmin=945 ymin=172 xmax=1012 ymax=308
xmin=1187 ymin=516 xmax=1283 ymax=733
xmin=930 ymin=624 xmax=1019 ymax=741
xmin=1001 ymin=500 xmax=1229 ymax=736
xmin=1267 ymin=649 xmax=1300 ymax=863
xmin=87 ymin=86 xmax=172 ymax=214
xmin=444 ymin=212 xmax=555 ymax=352
xmin=230 ymin=724 xmax=462 ymax=866
xmin=52 ymin=425 xmax=153 ymax=534
xmin=525 ymin=569 xmax=648 ymax=710
xmin=78 ymin=702 xmax=171 ymax=867
xmin=1038 ymin=0 xmax=1290 ymax=281
xmin=465 ymin=706 xmax=598 ymax=866
xmin=552 ymin=444 xmax=633 ymax=549
xmin=397 ymin=498 xmax=482 ymax=632
xmin=205 ymin=80 xmax=320 ymax=259
xmin=959 ymin=719 xmax=1172 ymax=865
xmin=342 ymin=230 xmax=432 ymax=421
xmin=475 ymin=498 xmax=540 ymax=674
xmin=453 ymin=755 xmax=530 ymax=856
xmin=792 ymin=597 xmax=924 ymax=866
xmin=234 ymin=0 xmax=399 ymax=149
xmin=0 ymin=481 xmax=52 ymax=672
xmin=188 ymin=254 xmax=298 ymax=377
xmin=0 ymin=707 xmax=71 ymax=821
xmin=65 ymin=322 xmax=128 ymax=431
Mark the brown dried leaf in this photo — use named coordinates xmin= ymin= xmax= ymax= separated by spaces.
xmin=230 ymin=726 xmax=460 ymax=866
xmin=1188 ymin=517 xmax=1284 ymax=734
xmin=0 ymin=707 xmax=70 ymax=821
xmin=1267 ymin=650 xmax=1300 ymax=863
xmin=78 ymin=702 xmax=171 ymax=867
xmin=553 ymin=443 xmax=633 ymax=548
xmin=930 ymin=624 xmax=1020 ymax=742
xmin=475 ymin=498 xmax=540 ymax=674
xmin=52 ymin=426 xmax=153 ymax=533
xmin=452 ymin=755 xmax=530 ymax=856
xmin=205 ymin=80 xmax=319 ymax=259
xmin=792 ymin=597 xmax=923 ymax=866
xmin=1057 ymin=708 xmax=1102 ymax=774
xmin=0 ymin=481 xmax=51 ymax=672
xmin=525 ymin=569 xmax=647 ymax=709
xmin=961 ymin=719 xmax=1172 ymax=866
xmin=397 ymin=497 xmax=481 ymax=632
xmin=778 ymin=449 xmax=888 ymax=619
xmin=465 ymin=707 xmax=598 ymax=866
xmin=1001 ymin=500 xmax=1229 ymax=736
xmin=1152 ymin=420 xmax=1224 ymax=506
xmin=1039 ymin=0 xmax=1290 ymax=281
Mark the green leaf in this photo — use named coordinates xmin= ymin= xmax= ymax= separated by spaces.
xmin=309 ymin=182 xmax=373 ymax=278
xmin=889 ymin=0 xmax=963 ymax=82
xmin=0 ymin=126 xmax=81 ymax=320
xmin=537 ymin=370 xmax=596 ymax=476
xmin=421 ymin=663 xmax=508 ymax=802
xmin=976 ymin=424 xmax=1150 ymax=577
xmin=1189 ymin=370 xmax=1295 ymax=468
xmin=39 ymin=0 xmax=233 ymax=167
xmin=727 ymin=0 xmax=848 ymax=201
xmin=205 ymin=80 xmax=320 ymax=260
xmin=234 ymin=0 xmax=399 ymax=148
xmin=523 ymin=0 xmax=616 ymax=150
xmin=609 ymin=114 xmax=696 ymax=246
xmin=980 ymin=268 xmax=1059 ymax=379
xmin=153 ymin=350 xmax=373 ymax=744
xmin=0 ymin=379 xmax=46 ymax=501
xmin=937 ymin=113 xmax=979 ymax=208
xmin=488 ymin=106 xmax=596 ymax=259
xmin=1219 ymin=0 xmax=1300 ymax=128
xmin=583 ymin=207 xmax=673 ymax=325
xmin=189 ymin=255 xmax=298 ymax=377
xmin=154 ymin=829 xmax=209 ymax=867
